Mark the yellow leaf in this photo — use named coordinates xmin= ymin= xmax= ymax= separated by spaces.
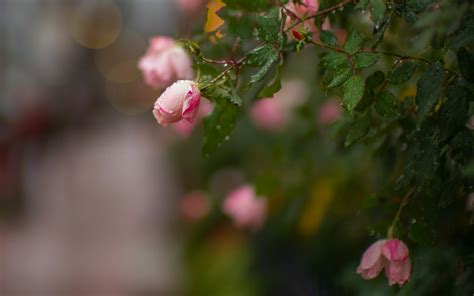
xmin=205 ymin=0 xmax=225 ymax=42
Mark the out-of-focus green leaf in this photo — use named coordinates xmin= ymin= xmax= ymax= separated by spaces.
xmin=222 ymin=0 xmax=271 ymax=12
xmin=448 ymin=14 xmax=474 ymax=49
xmin=457 ymin=47 xmax=474 ymax=83
xmin=375 ymin=90 xmax=399 ymax=119
xmin=320 ymin=30 xmax=338 ymax=46
xmin=345 ymin=111 xmax=371 ymax=146
xmin=257 ymin=64 xmax=282 ymax=99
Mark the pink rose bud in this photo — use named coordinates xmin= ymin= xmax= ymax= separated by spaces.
xmin=222 ymin=185 xmax=267 ymax=231
xmin=153 ymin=80 xmax=201 ymax=126
xmin=250 ymin=79 xmax=307 ymax=132
xmin=317 ymin=99 xmax=342 ymax=125
xmin=138 ymin=36 xmax=194 ymax=89
xmin=292 ymin=29 xmax=304 ymax=41
xmin=357 ymin=239 xmax=411 ymax=286
xmin=176 ymin=0 xmax=206 ymax=15
xmin=172 ymin=98 xmax=213 ymax=137
xmin=179 ymin=191 xmax=210 ymax=222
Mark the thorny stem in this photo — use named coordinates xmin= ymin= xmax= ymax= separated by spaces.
xmin=387 ymin=188 xmax=415 ymax=239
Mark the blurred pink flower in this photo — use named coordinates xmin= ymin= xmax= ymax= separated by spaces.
xmin=153 ymin=80 xmax=201 ymax=126
xmin=222 ymin=185 xmax=267 ymax=231
xmin=138 ymin=36 xmax=194 ymax=89
xmin=357 ymin=239 xmax=411 ymax=286
xmin=466 ymin=116 xmax=474 ymax=130
xmin=179 ymin=191 xmax=210 ymax=221
xmin=317 ymin=99 xmax=343 ymax=125
xmin=250 ymin=80 xmax=307 ymax=132
xmin=176 ymin=0 xmax=206 ymax=15
xmin=467 ymin=192 xmax=474 ymax=211
xmin=172 ymin=98 xmax=213 ymax=137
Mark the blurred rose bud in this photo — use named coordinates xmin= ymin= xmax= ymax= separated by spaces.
xmin=138 ymin=36 xmax=194 ymax=89
xmin=153 ymin=80 xmax=201 ymax=126
xmin=172 ymin=98 xmax=213 ymax=137
xmin=222 ymin=185 xmax=267 ymax=231
xmin=176 ymin=0 xmax=206 ymax=15
xmin=285 ymin=0 xmax=320 ymax=35
xmin=179 ymin=191 xmax=210 ymax=221
xmin=317 ymin=99 xmax=342 ymax=125
xmin=466 ymin=116 xmax=474 ymax=130
xmin=250 ymin=80 xmax=307 ymax=132
xmin=357 ymin=239 xmax=411 ymax=286
xmin=467 ymin=192 xmax=474 ymax=211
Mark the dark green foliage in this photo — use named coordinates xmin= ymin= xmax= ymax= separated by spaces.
xmin=457 ymin=47 xmax=474 ymax=83
xmin=415 ymin=62 xmax=445 ymax=121
xmin=388 ymin=61 xmax=417 ymax=85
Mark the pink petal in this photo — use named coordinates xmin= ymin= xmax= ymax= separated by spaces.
xmin=358 ymin=240 xmax=387 ymax=270
xmin=182 ymin=90 xmax=201 ymax=123
xmin=385 ymin=259 xmax=411 ymax=286
xmin=382 ymin=239 xmax=409 ymax=261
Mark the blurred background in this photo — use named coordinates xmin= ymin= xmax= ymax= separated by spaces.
xmin=0 ymin=0 xmax=193 ymax=294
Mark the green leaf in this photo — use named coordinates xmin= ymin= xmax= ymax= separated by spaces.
xmin=325 ymin=63 xmax=352 ymax=88
xmin=319 ymin=30 xmax=338 ymax=46
xmin=354 ymin=0 xmax=370 ymax=10
xmin=255 ymin=9 xmax=281 ymax=43
xmin=246 ymin=44 xmax=278 ymax=67
xmin=345 ymin=111 xmax=371 ymax=146
xmin=202 ymin=102 xmax=238 ymax=156
xmin=375 ymin=90 xmax=399 ymax=118
xmin=200 ymin=84 xmax=242 ymax=106
xmin=448 ymin=14 xmax=474 ymax=49
xmin=257 ymin=64 xmax=282 ymax=99
xmin=353 ymin=52 xmax=380 ymax=69
xmin=457 ymin=47 xmax=474 ymax=83
xmin=342 ymin=75 xmax=365 ymax=111
xmin=248 ymin=53 xmax=279 ymax=86
xmin=320 ymin=52 xmax=347 ymax=71
xmin=388 ymin=61 xmax=417 ymax=85
xmin=343 ymin=31 xmax=365 ymax=55
xmin=416 ymin=61 xmax=445 ymax=121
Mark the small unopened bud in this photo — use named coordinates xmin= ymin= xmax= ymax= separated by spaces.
xmin=292 ymin=29 xmax=304 ymax=41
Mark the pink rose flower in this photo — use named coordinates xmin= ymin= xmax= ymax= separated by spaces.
xmin=138 ymin=36 xmax=194 ymax=89
xmin=357 ymin=239 xmax=411 ymax=286
xmin=176 ymin=0 xmax=206 ymax=15
xmin=317 ymin=99 xmax=343 ymax=125
xmin=179 ymin=191 xmax=210 ymax=221
xmin=172 ymin=98 xmax=213 ymax=137
xmin=153 ymin=80 xmax=201 ymax=126
xmin=250 ymin=80 xmax=307 ymax=132
xmin=222 ymin=185 xmax=267 ymax=231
